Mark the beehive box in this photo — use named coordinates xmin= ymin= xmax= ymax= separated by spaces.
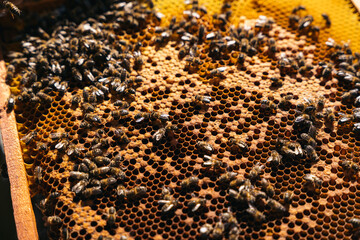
xmin=2 ymin=0 xmax=360 ymax=239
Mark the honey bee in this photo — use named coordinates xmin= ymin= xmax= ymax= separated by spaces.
xmin=116 ymin=185 xmax=126 ymax=199
xmin=36 ymin=142 xmax=48 ymax=151
xmin=267 ymin=150 xmax=283 ymax=166
xmin=81 ymin=103 xmax=94 ymax=113
xmin=267 ymin=199 xmax=287 ymax=213
xmin=90 ymin=167 xmax=111 ymax=176
xmin=100 ymin=177 xmax=117 ymax=188
xmin=221 ymin=209 xmax=238 ymax=230
xmin=197 ymin=141 xmax=213 ymax=153
xmin=111 ymin=109 xmax=129 ymax=120
xmin=6 ymin=95 xmax=15 ymax=112
xmin=34 ymin=166 xmax=43 ymax=183
xmin=36 ymin=92 xmax=53 ymax=103
xmin=270 ymin=77 xmax=283 ymax=87
xmin=199 ymin=223 xmax=213 ymax=238
xmin=158 ymin=194 xmax=179 ymax=213
xmin=152 ymin=124 xmax=178 ymax=143
xmin=70 ymin=171 xmax=89 ymax=180
xmin=85 ymin=149 xmax=102 ymax=158
xmin=324 ymin=107 xmax=335 ymax=123
xmin=300 ymin=133 xmax=317 ymax=147
xmin=93 ymin=156 xmax=111 ymax=166
xmin=71 ymin=179 xmax=88 ymax=195
xmin=246 ymin=204 xmax=266 ymax=222
xmin=338 ymin=112 xmax=354 ymax=126
xmin=55 ymin=139 xmax=69 ymax=151
xmin=260 ymin=99 xmax=277 ymax=112
xmin=282 ymin=191 xmax=294 ymax=204
xmin=202 ymin=158 xmax=223 ymax=170
xmin=62 ymin=227 xmax=69 ymax=240
xmin=248 ymin=163 xmax=264 ymax=181
xmin=49 ymin=132 xmax=68 ymax=140
xmin=91 ymin=138 xmax=109 ymax=150
xmin=194 ymin=95 xmax=212 ymax=105
xmin=180 ymin=176 xmax=199 ymax=189
xmin=21 ymin=131 xmax=37 ymax=145
xmin=229 ymin=178 xmax=247 ymax=189
xmin=348 ymin=218 xmax=360 ymax=228
xmin=209 ymin=67 xmax=227 ymax=77
xmin=218 ymin=171 xmax=238 ymax=185
xmin=353 ymin=123 xmax=360 ymax=134
xmin=47 ymin=216 xmax=62 ymax=226
xmin=298 ymin=15 xmax=313 ymax=31
xmin=261 ymin=178 xmax=274 ymax=197
xmin=82 ymin=187 xmax=102 ymax=198
xmin=228 ymin=226 xmax=240 ymax=240
xmin=321 ymin=13 xmax=331 ymax=27
xmin=303 ymin=174 xmax=322 ymax=191
xmin=126 ymin=186 xmax=147 ymax=200
xmin=188 ymin=197 xmax=206 ymax=212
xmin=107 ymin=207 xmax=116 ymax=226
xmin=340 ymin=160 xmax=360 ymax=176
xmin=211 ymin=222 xmax=225 ymax=239
xmin=228 ymin=137 xmax=249 ymax=153
xmin=109 ymin=167 xmax=126 ymax=180
xmin=113 ymin=100 xmax=130 ymax=108
xmin=85 ymin=113 xmax=102 ymax=124
xmin=341 ymin=89 xmax=359 ymax=103
xmin=304 ymin=145 xmax=318 ymax=162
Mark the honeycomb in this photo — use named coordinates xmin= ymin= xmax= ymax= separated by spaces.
xmin=3 ymin=0 xmax=360 ymax=239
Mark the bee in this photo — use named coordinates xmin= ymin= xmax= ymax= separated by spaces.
xmin=107 ymin=207 xmax=116 ymax=226
xmin=85 ymin=149 xmax=102 ymax=158
xmin=218 ymin=172 xmax=238 ymax=185
xmin=341 ymin=89 xmax=359 ymax=103
xmin=80 ymin=120 xmax=93 ymax=129
xmin=188 ymin=197 xmax=206 ymax=212
xmin=82 ymin=187 xmax=102 ymax=198
xmin=338 ymin=113 xmax=353 ymax=126
xmin=199 ymin=224 xmax=213 ymax=238
xmin=261 ymin=178 xmax=274 ymax=197
xmin=282 ymin=191 xmax=294 ymax=204
xmin=211 ymin=222 xmax=225 ymax=239
xmin=93 ymin=156 xmax=111 ymax=166
xmin=202 ymin=157 xmax=223 ymax=170
xmin=180 ymin=176 xmax=199 ymax=189
xmin=6 ymin=95 xmax=15 ymax=112
xmin=298 ymin=15 xmax=313 ymax=31
xmin=111 ymin=110 xmax=129 ymax=120
xmin=62 ymin=227 xmax=69 ymax=240
xmin=81 ymin=103 xmax=94 ymax=113
xmin=71 ymin=94 xmax=81 ymax=106
xmin=321 ymin=13 xmax=331 ymax=27
xmin=36 ymin=142 xmax=48 ymax=151
xmin=267 ymin=199 xmax=287 ymax=213
xmin=116 ymin=185 xmax=126 ymax=199
xmin=91 ymin=139 xmax=109 ymax=150
xmin=85 ymin=113 xmax=102 ymax=124
xmin=71 ymin=179 xmax=88 ymax=195
xmin=49 ymin=132 xmax=68 ymax=140
xmin=221 ymin=210 xmax=238 ymax=230
xmin=21 ymin=131 xmax=37 ymax=145
xmin=304 ymin=145 xmax=318 ymax=162
xmin=348 ymin=218 xmax=360 ymax=228
xmin=197 ymin=141 xmax=214 ymax=153
xmin=69 ymin=169 xmax=89 ymax=179
xmin=268 ymin=38 xmax=277 ymax=54
xmin=248 ymin=163 xmax=264 ymax=181
xmin=237 ymin=53 xmax=246 ymax=64
xmin=55 ymin=139 xmax=69 ymax=151
xmin=353 ymin=122 xmax=360 ymax=134
xmin=152 ymin=124 xmax=178 ymax=143
xmin=209 ymin=67 xmax=227 ymax=77
xmin=158 ymin=194 xmax=179 ymax=213
xmin=300 ymin=133 xmax=317 ymax=147
xmin=229 ymin=188 xmax=255 ymax=204
xmin=113 ymin=100 xmax=130 ymax=108
xmin=34 ymin=166 xmax=43 ymax=183
xmin=133 ymin=51 xmax=143 ymax=70
xmin=194 ymin=95 xmax=212 ymax=105
xmin=246 ymin=204 xmax=266 ymax=222
xmin=267 ymin=150 xmax=282 ymax=166
xmin=90 ymin=167 xmax=111 ymax=176
xmin=36 ymin=92 xmax=53 ymax=103
xmin=340 ymin=160 xmax=360 ymax=176
xmin=228 ymin=226 xmax=240 ymax=240
xmin=126 ymin=186 xmax=147 ymax=200
xmin=229 ymin=178 xmax=247 ymax=189
xmin=303 ymin=174 xmax=322 ymax=191
xmin=324 ymin=107 xmax=335 ymax=123
xmin=260 ymin=99 xmax=277 ymax=112
xmin=109 ymin=167 xmax=126 ymax=180
xmin=47 ymin=216 xmax=61 ymax=226
xmin=228 ymin=137 xmax=249 ymax=153
xmin=109 ymin=153 xmax=123 ymax=168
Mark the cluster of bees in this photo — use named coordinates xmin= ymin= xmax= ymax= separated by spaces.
xmin=3 ymin=0 xmax=360 ymax=239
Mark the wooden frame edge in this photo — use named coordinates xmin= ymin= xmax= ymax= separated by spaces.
xmin=352 ymin=0 xmax=360 ymax=12
xmin=0 ymin=52 xmax=38 ymax=239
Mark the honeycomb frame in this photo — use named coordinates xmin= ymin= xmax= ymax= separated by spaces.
xmin=1 ymin=0 xmax=360 ymax=239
